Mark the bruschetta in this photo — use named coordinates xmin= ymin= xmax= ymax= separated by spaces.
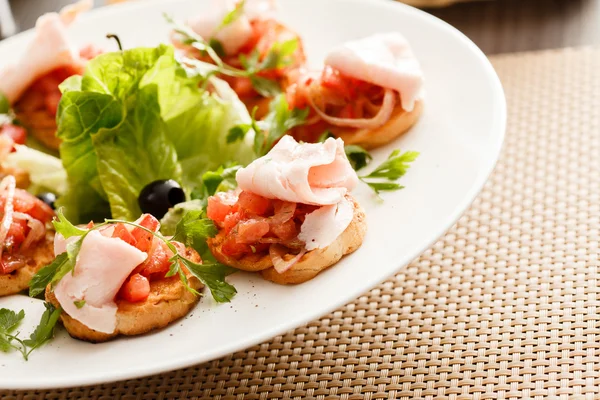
xmin=45 ymin=214 xmax=203 ymax=342
xmin=0 ymin=175 xmax=55 ymax=296
xmin=180 ymin=0 xmax=305 ymax=117
xmin=286 ymin=32 xmax=424 ymax=149
xmin=206 ymin=135 xmax=367 ymax=284
xmin=0 ymin=0 xmax=100 ymax=150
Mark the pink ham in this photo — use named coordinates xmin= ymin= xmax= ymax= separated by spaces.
xmin=187 ymin=0 xmax=277 ymax=56
xmin=325 ymin=32 xmax=424 ymax=112
xmin=236 ymin=135 xmax=358 ymax=206
xmin=0 ymin=0 xmax=91 ymax=104
xmin=298 ymin=196 xmax=354 ymax=251
xmin=53 ymin=230 xmax=148 ymax=334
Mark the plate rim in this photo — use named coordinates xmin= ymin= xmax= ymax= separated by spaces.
xmin=0 ymin=0 xmax=506 ymax=389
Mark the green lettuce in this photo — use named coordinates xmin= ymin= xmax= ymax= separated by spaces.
xmin=56 ymin=45 xmax=255 ymax=223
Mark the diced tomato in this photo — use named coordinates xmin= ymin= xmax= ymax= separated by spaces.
xmin=269 ymin=219 xmax=298 ymax=241
xmin=111 ymin=224 xmax=137 ymax=247
xmin=339 ymin=104 xmax=355 ymax=119
xmin=2 ymin=189 xmax=55 ymax=224
xmin=236 ymin=219 xmax=270 ymax=243
xmin=221 ymin=237 xmax=253 ymax=259
xmin=231 ymin=77 xmax=255 ymax=98
xmin=44 ymin=91 xmax=62 ymax=115
xmin=136 ymin=239 xmax=172 ymax=277
xmin=5 ymin=219 xmax=27 ymax=252
xmin=0 ymin=254 xmax=25 ymax=274
xmin=131 ymin=214 xmax=159 ymax=253
xmin=119 ymin=273 xmax=150 ymax=303
xmin=86 ymin=221 xmax=95 ymax=229
xmin=207 ymin=194 xmax=238 ymax=224
xmin=321 ymin=66 xmax=352 ymax=99
xmin=237 ymin=191 xmax=272 ymax=216
xmin=223 ymin=211 xmax=244 ymax=232
xmin=0 ymin=124 xmax=27 ymax=145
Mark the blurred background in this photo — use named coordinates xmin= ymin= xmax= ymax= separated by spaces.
xmin=2 ymin=0 xmax=600 ymax=54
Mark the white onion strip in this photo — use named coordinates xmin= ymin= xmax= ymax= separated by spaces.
xmin=0 ymin=175 xmax=16 ymax=259
xmin=307 ymin=88 xmax=396 ymax=129
xmin=14 ymin=212 xmax=45 ymax=252
xmin=269 ymin=244 xmax=307 ymax=274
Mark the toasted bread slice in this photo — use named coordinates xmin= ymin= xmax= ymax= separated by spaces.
xmin=45 ymin=247 xmax=203 ymax=343
xmin=330 ymin=100 xmax=422 ymax=150
xmin=209 ymin=195 xmax=367 ymax=284
xmin=0 ymin=231 xmax=55 ymax=296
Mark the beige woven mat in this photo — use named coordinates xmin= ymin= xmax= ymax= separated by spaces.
xmin=3 ymin=47 xmax=600 ymax=400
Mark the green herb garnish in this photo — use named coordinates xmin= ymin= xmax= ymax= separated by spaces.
xmin=359 ymin=149 xmax=419 ymax=195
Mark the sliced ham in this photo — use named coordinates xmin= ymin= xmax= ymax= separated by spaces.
xmin=298 ymin=195 xmax=354 ymax=251
xmin=236 ymin=136 xmax=358 ymax=206
xmin=187 ymin=0 xmax=277 ymax=56
xmin=324 ymin=32 xmax=424 ymax=112
xmin=53 ymin=230 xmax=148 ymax=334
xmin=0 ymin=0 xmax=91 ymax=104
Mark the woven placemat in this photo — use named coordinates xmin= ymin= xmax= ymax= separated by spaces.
xmin=3 ymin=47 xmax=600 ymax=399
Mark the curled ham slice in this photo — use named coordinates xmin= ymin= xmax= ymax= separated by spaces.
xmin=298 ymin=196 xmax=354 ymax=251
xmin=324 ymin=32 xmax=424 ymax=112
xmin=307 ymin=88 xmax=396 ymax=129
xmin=0 ymin=0 xmax=91 ymax=104
xmin=236 ymin=136 xmax=358 ymax=206
xmin=187 ymin=0 xmax=277 ymax=56
xmin=269 ymin=244 xmax=306 ymax=273
xmin=0 ymin=176 xmax=16 ymax=259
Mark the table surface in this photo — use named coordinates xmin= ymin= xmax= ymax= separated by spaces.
xmin=5 ymin=0 xmax=600 ymax=54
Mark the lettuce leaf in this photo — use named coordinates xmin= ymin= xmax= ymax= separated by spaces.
xmin=56 ymin=45 xmax=255 ymax=223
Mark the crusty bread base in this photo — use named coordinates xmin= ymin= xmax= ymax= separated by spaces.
xmin=208 ymin=195 xmax=367 ymax=284
xmin=330 ymin=100 xmax=423 ymax=150
xmin=46 ymin=248 xmax=204 ymax=343
xmin=14 ymin=90 xmax=61 ymax=150
xmin=0 ymin=231 xmax=55 ymax=297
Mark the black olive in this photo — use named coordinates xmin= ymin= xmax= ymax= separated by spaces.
xmin=37 ymin=192 xmax=57 ymax=210
xmin=138 ymin=179 xmax=186 ymax=219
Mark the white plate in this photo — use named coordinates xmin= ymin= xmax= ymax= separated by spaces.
xmin=0 ymin=0 xmax=505 ymax=389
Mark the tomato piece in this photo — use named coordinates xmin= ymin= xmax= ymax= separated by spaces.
xmin=320 ymin=66 xmax=351 ymax=98
xmin=5 ymin=219 xmax=27 ymax=252
xmin=221 ymin=237 xmax=252 ymax=259
xmin=0 ymin=124 xmax=27 ymax=145
xmin=111 ymin=224 xmax=137 ymax=247
xmin=338 ymin=104 xmax=355 ymax=119
xmin=86 ymin=221 xmax=95 ymax=229
xmin=0 ymin=254 xmax=26 ymax=274
xmin=137 ymin=239 xmax=172 ymax=277
xmin=223 ymin=211 xmax=244 ymax=233
xmin=236 ymin=219 xmax=270 ymax=243
xmin=44 ymin=91 xmax=62 ymax=115
xmin=207 ymin=193 xmax=238 ymax=224
xmin=269 ymin=219 xmax=298 ymax=241
xmin=231 ymin=77 xmax=255 ymax=98
xmin=131 ymin=214 xmax=159 ymax=253
xmin=237 ymin=191 xmax=272 ymax=216
xmin=3 ymin=189 xmax=55 ymax=224
xmin=119 ymin=273 xmax=150 ymax=303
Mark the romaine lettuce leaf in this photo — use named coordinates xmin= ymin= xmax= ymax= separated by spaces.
xmin=55 ymin=45 xmax=255 ymax=223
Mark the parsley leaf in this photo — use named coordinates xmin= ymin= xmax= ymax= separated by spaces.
xmin=201 ymin=164 xmax=241 ymax=198
xmin=218 ymin=0 xmax=245 ymax=29
xmin=250 ymin=76 xmax=282 ymax=97
xmin=0 ymin=93 xmax=9 ymax=115
xmin=22 ymin=303 xmax=61 ymax=357
xmin=74 ymin=300 xmax=86 ymax=309
xmin=344 ymin=145 xmax=373 ymax=171
xmin=29 ymin=253 xmax=69 ymax=298
xmin=255 ymin=94 xmax=309 ymax=155
xmin=172 ymin=210 xmax=218 ymax=252
xmin=208 ymin=38 xmax=226 ymax=58
xmin=359 ymin=149 xmax=419 ymax=194
xmin=53 ymin=208 xmax=87 ymax=239
xmin=226 ymin=124 xmax=250 ymax=144
xmin=179 ymin=258 xmax=237 ymax=303
xmin=0 ymin=309 xmax=24 ymax=353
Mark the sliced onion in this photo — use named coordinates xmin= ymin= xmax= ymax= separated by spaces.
xmin=0 ymin=176 xmax=16 ymax=260
xmin=15 ymin=212 xmax=46 ymax=252
xmin=268 ymin=201 xmax=296 ymax=225
xmin=307 ymin=88 xmax=396 ymax=129
xmin=269 ymin=244 xmax=307 ymax=274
